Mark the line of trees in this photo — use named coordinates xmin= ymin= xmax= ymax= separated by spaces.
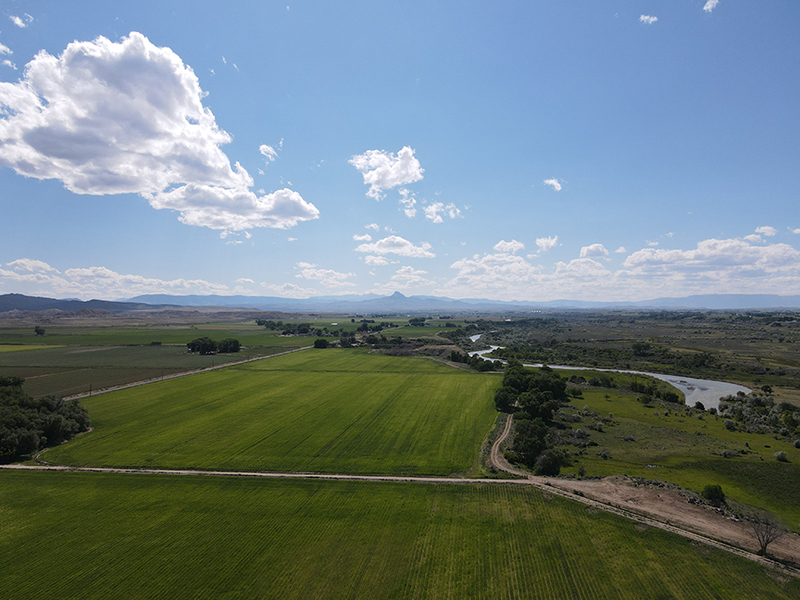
xmin=187 ymin=337 xmax=240 ymax=355
xmin=496 ymin=362 xmax=571 ymax=475
xmin=1 ymin=376 xmax=91 ymax=462
xmin=449 ymin=351 xmax=503 ymax=372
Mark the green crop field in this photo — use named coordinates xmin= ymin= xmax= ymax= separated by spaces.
xmin=0 ymin=325 xmax=314 ymax=347
xmin=550 ymin=369 xmax=800 ymax=528
xmin=45 ymin=349 xmax=501 ymax=476
xmin=0 ymin=342 xmax=311 ymax=398
xmin=0 ymin=470 xmax=796 ymax=600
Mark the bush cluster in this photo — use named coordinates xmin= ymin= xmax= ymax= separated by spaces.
xmin=718 ymin=394 xmax=800 ymax=436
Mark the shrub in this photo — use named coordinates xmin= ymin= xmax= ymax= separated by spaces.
xmin=700 ymin=484 xmax=726 ymax=507
xmin=774 ymin=451 xmax=789 ymax=463
xmin=313 ymin=338 xmax=329 ymax=349
xmin=695 ymin=401 xmax=705 ymax=410
xmin=534 ymin=449 xmax=568 ymax=476
xmin=723 ymin=420 xmax=737 ymax=431
xmin=794 ymin=439 xmax=800 ymax=449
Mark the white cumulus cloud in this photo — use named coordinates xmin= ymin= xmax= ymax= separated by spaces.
xmin=640 ymin=15 xmax=658 ymax=25
xmin=353 ymin=233 xmax=372 ymax=242
xmin=355 ymin=235 xmax=435 ymax=258
xmin=0 ymin=32 xmax=319 ymax=231
xmin=494 ymin=239 xmax=525 ymax=254
xmin=543 ymin=178 xmax=562 ymax=191
xmin=703 ymin=0 xmax=719 ymax=13
xmin=535 ymin=236 xmax=558 ymax=252
xmin=755 ymin=226 xmax=777 ymax=237
xmin=349 ymin=146 xmax=424 ymax=200
xmin=0 ymin=41 xmax=11 ymax=55
xmin=580 ymin=244 xmax=609 ymax=259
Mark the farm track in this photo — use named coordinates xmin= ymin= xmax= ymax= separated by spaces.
xmin=6 ymin=346 xmax=798 ymax=579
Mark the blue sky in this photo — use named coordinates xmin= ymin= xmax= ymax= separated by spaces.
xmin=1 ymin=1 xmax=799 ymax=302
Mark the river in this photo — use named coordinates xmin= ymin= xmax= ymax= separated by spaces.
xmin=468 ymin=346 xmax=750 ymax=410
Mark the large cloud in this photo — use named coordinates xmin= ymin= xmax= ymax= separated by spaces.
xmin=622 ymin=238 xmax=800 ymax=275
xmin=349 ymin=146 xmax=423 ymax=200
xmin=0 ymin=258 xmax=230 ymax=299
xmin=0 ymin=32 xmax=318 ymax=231
xmin=354 ymin=235 xmax=435 ymax=258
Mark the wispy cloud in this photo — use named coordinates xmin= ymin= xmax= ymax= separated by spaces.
xmin=349 ymin=146 xmax=424 ymax=200
xmin=10 ymin=14 xmax=33 ymax=28
xmin=295 ymin=263 xmax=355 ymax=288
xmin=424 ymin=202 xmax=461 ymax=223
xmin=0 ymin=33 xmax=319 ymax=231
xmin=543 ymin=178 xmax=562 ymax=191
xmin=364 ymin=255 xmax=390 ymax=266
xmin=399 ymin=188 xmax=417 ymax=218
xmin=259 ymin=139 xmax=283 ymax=164
xmin=639 ymin=15 xmax=658 ymax=25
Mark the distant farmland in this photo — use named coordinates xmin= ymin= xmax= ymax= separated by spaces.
xmin=45 ymin=349 xmax=501 ymax=476
xmin=1 ymin=470 xmax=796 ymax=600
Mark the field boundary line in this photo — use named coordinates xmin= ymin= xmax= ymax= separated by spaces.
xmin=61 ymin=345 xmax=313 ymax=400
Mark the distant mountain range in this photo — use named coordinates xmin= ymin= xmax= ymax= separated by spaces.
xmin=2 ymin=292 xmax=800 ymax=316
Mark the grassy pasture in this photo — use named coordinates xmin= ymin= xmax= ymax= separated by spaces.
xmin=552 ymin=369 xmax=800 ymax=527
xmin=45 ymin=349 xmax=500 ymax=476
xmin=1 ymin=470 xmax=796 ymax=600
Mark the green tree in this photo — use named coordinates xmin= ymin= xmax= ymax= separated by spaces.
xmin=217 ymin=339 xmax=240 ymax=353
xmin=187 ymin=337 xmax=217 ymax=355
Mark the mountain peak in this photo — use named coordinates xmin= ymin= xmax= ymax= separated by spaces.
xmin=389 ymin=291 xmax=406 ymax=298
